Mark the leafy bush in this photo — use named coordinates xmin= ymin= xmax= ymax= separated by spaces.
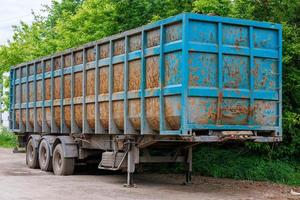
xmin=0 ymin=127 xmax=16 ymax=148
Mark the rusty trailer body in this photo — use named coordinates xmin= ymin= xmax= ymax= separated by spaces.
xmin=9 ymin=13 xmax=282 ymax=186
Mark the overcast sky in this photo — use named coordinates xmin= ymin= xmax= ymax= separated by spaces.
xmin=0 ymin=0 xmax=53 ymax=45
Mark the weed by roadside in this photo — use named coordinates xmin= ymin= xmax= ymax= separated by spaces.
xmin=0 ymin=126 xmax=16 ymax=148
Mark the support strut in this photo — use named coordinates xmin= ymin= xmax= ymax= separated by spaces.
xmin=124 ymin=140 xmax=136 ymax=187
xmin=184 ymin=147 xmax=193 ymax=185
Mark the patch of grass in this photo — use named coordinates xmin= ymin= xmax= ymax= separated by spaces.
xmin=0 ymin=126 xmax=16 ymax=148
xmin=193 ymin=145 xmax=300 ymax=186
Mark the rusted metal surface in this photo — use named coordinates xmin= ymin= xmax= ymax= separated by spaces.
xmin=99 ymin=102 xmax=109 ymax=129
xmin=165 ymin=96 xmax=181 ymax=130
xmin=54 ymin=57 xmax=61 ymax=70
xmin=10 ymin=13 xmax=282 ymax=138
xmin=113 ymin=63 xmax=124 ymax=92
xmin=113 ymin=101 xmax=124 ymax=130
xmin=146 ymin=28 xmax=160 ymax=48
xmin=146 ymin=56 xmax=159 ymax=89
xmin=129 ymin=34 xmax=141 ymax=52
xmin=45 ymin=79 xmax=51 ymax=100
xmin=99 ymin=66 xmax=109 ymax=94
xmin=128 ymin=59 xmax=141 ymax=91
xmin=74 ymin=72 xmax=82 ymax=97
xmin=64 ymin=54 xmax=71 ymax=68
xmin=100 ymin=43 xmax=109 ymax=59
xmin=165 ymin=51 xmax=182 ymax=86
xmin=54 ymin=106 xmax=61 ymax=128
xmin=165 ymin=22 xmax=182 ymax=43
xmin=86 ymin=69 xmax=95 ymax=96
xmin=188 ymin=97 xmax=217 ymax=124
xmin=146 ymin=97 xmax=160 ymax=131
xmin=54 ymin=77 xmax=60 ymax=99
xmin=128 ymin=99 xmax=141 ymax=130
xmin=64 ymin=105 xmax=71 ymax=129
xmin=74 ymin=51 xmax=83 ymax=65
xmin=113 ymin=39 xmax=125 ymax=56
xmin=75 ymin=104 xmax=82 ymax=129
xmin=86 ymin=103 xmax=95 ymax=129
xmin=36 ymin=81 xmax=42 ymax=101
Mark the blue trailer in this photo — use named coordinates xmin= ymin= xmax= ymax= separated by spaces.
xmin=9 ymin=13 xmax=282 ymax=186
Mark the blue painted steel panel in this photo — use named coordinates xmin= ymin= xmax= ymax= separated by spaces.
xmin=9 ymin=13 xmax=282 ymax=137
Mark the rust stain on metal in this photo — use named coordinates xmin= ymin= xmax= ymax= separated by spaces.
xmin=45 ymin=60 xmax=51 ymax=72
xmin=86 ymin=69 xmax=95 ymax=96
xmin=129 ymin=34 xmax=141 ymax=52
xmin=113 ymin=63 xmax=124 ymax=92
xmin=113 ymin=100 xmax=124 ymax=130
xmin=113 ymin=39 xmax=125 ymax=56
xmin=64 ymin=74 xmax=71 ymax=98
xmin=45 ymin=78 xmax=51 ymax=100
xmin=99 ymin=102 xmax=109 ymax=129
xmin=37 ymin=108 xmax=43 ymax=127
xmin=64 ymin=54 xmax=71 ymax=68
xmin=165 ymin=22 xmax=182 ymax=43
xmin=146 ymin=28 xmax=160 ymax=48
xmin=128 ymin=59 xmax=141 ymax=91
xmin=99 ymin=66 xmax=109 ymax=94
xmin=54 ymin=106 xmax=61 ymax=128
xmin=29 ymin=82 xmax=34 ymax=102
xmin=21 ymin=84 xmax=26 ymax=103
xmin=165 ymin=96 xmax=181 ymax=130
xmin=29 ymin=108 xmax=34 ymax=128
xmin=28 ymin=65 xmax=34 ymax=76
xmin=54 ymin=57 xmax=61 ymax=70
xmin=146 ymin=56 xmax=159 ymax=89
xmin=75 ymin=104 xmax=82 ymax=129
xmin=45 ymin=107 xmax=51 ymax=128
xmin=128 ymin=99 xmax=141 ymax=130
xmin=74 ymin=72 xmax=82 ymax=97
xmin=146 ymin=97 xmax=160 ymax=131
xmin=86 ymin=103 xmax=95 ymax=129
xmin=74 ymin=51 xmax=83 ymax=65
xmin=100 ymin=43 xmax=109 ymax=59
xmin=87 ymin=47 xmax=95 ymax=62
xmin=36 ymin=81 xmax=42 ymax=101
xmin=21 ymin=109 xmax=26 ymax=125
xmin=15 ymin=110 xmax=20 ymax=127
xmin=64 ymin=106 xmax=71 ymax=129
xmin=36 ymin=63 xmax=42 ymax=74
xmin=216 ymin=92 xmax=223 ymax=123
xmin=54 ymin=77 xmax=60 ymax=99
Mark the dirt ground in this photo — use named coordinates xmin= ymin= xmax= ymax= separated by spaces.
xmin=0 ymin=148 xmax=299 ymax=200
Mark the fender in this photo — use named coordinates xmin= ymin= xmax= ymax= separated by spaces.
xmin=27 ymin=135 xmax=41 ymax=150
xmin=53 ymin=136 xmax=78 ymax=158
xmin=40 ymin=135 xmax=57 ymax=157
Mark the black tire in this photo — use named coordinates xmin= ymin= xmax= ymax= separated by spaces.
xmin=26 ymin=138 xmax=39 ymax=169
xmin=52 ymin=144 xmax=75 ymax=176
xmin=38 ymin=139 xmax=53 ymax=171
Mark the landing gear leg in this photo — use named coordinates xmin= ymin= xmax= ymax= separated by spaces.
xmin=184 ymin=147 xmax=193 ymax=185
xmin=124 ymin=141 xmax=136 ymax=188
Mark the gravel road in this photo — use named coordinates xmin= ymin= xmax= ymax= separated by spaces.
xmin=0 ymin=148 xmax=298 ymax=200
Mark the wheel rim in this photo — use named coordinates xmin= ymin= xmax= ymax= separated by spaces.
xmin=27 ymin=142 xmax=34 ymax=162
xmin=40 ymin=145 xmax=47 ymax=165
xmin=55 ymin=150 xmax=62 ymax=169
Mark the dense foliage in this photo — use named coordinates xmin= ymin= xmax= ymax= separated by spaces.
xmin=0 ymin=0 xmax=299 ymax=180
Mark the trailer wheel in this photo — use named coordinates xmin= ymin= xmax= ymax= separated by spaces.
xmin=38 ymin=139 xmax=53 ymax=171
xmin=26 ymin=138 xmax=39 ymax=169
xmin=52 ymin=144 xmax=75 ymax=175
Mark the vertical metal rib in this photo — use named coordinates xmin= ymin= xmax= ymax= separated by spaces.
xmin=82 ymin=48 xmax=91 ymax=133
xmin=50 ymin=58 xmax=58 ymax=133
xmin=25 ymin=65 xmax=31 ymax=132
xmin=181 ymin=14 xmax=189 ymax=135
xmin=159 ymin=24 xmax=166 ymax=132
xmin=249 ymin=26 xmax=254 ymax=125
xmin=216 ymin=22 xmax=223 ymax=125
